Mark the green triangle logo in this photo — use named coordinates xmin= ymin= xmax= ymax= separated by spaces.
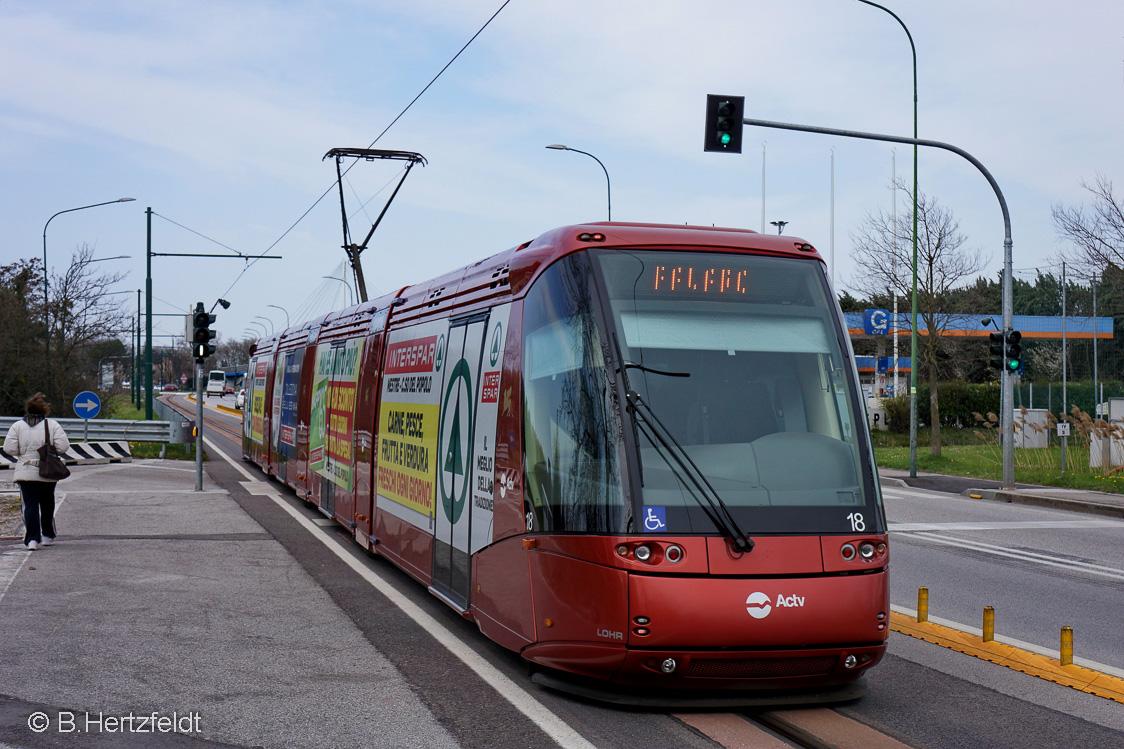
xmin=443 ymin=394 xmax=464 ymax=477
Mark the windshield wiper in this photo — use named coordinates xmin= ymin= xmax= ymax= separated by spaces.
xmin=624 ymin=388 xmax=754 ymax=552
xmin=623 ymin=361 xmax=690 ymax=378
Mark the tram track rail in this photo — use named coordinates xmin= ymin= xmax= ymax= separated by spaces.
xmin=746 ymin=711 xmax=840 ymax=749
xmin=677 ymin=708 xmax=887 ymax=748
xmin=163 ymin=394 xmax=242 ymax=443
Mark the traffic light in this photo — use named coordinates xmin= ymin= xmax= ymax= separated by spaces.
xmin=988 ymin=331 xmax=1005 ymax=371
xmin=1005 ymin=330 xmax=1022 ymax=372
xmin=704 ymin=94 xmax=744 ymax=153
xmin=192 ymin=301 xmax=217 ymax=361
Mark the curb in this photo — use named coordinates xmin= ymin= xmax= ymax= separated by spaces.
xmin=964 ymin=489 xmax=1124 ymax=520
xmin=890 ymin=612 xmax=1124 ymax=703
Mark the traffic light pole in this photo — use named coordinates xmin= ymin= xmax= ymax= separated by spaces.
xmin=195 ymin=359 xmax=204 ymax=491
xmin=738 ymin=116 xmax=1016 ymax=488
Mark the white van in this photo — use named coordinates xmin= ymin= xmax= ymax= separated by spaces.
xmin=206 ymin=370 xmax=227 ymax=397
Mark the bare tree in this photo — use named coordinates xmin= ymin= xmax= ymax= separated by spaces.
xmin=47 ymin=244 xmax=130 ymax=410
xmin=214 ymin=336 xmax=255 ymax=371
xmin=847 ymin=183 xmax=985 ymax=455
xmin=1053 ymin=175 xmax=1124 ymax=274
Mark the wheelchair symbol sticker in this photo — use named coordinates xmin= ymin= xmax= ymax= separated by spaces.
xmin=643 ymin=506 xmax=667 ymax=532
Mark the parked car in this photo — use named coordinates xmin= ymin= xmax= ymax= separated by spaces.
xmin=235 ymin=388 xmax=245 ymax=409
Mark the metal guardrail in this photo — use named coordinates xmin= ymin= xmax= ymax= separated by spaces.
xmin=1 ymin=441 xmax=133 ymax=470
xmin=0 ymin=417 xmax=173 ymax=443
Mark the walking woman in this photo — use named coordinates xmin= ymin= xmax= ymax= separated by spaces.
xmin=3 ymin=393 xmax=70 ymax=550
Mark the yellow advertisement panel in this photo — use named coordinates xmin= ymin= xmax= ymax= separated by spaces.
xmin=250 ymin=358 xmax=268 ymax=445
xmin=376 ymin=403 xmax=440 ymax=518
xmin=377 ymin=321 xmax=447 ymax=528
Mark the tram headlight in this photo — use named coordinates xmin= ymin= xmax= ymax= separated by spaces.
xmin=665 ymin=545 xmax=684 ymax=563
xmin=634 ymin=545 xmax=652 ymax=562
xmin=840 ymin=543 xmax=856 ymax=561
xmin=843 ymin=654 xmax=858 ymax=669
xmin=859 ymin=542 xmax=876 ymax=560
xmin=660 ymin=658 xmax=677 ymax=674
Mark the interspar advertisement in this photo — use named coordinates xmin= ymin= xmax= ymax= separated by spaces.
xmin=309 ymin=339 xmax=364 ymax=491
xmin=376 ymin=324 xmax=445 ymax=528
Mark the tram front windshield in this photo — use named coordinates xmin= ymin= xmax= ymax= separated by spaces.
xmin=520 ymin=249 xmax=881 ymax=537
xmin=597 ymin=249 xmax=880 ymax=535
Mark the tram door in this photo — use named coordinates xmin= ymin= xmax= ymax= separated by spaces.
xmin=432 ymin=313 xmax=489 ymax=609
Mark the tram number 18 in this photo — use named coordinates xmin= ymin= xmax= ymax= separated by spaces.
xmin=846 ymin=513 xmax=866 ymax=532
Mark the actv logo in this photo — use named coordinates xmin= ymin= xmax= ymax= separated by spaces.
xmin=745 ymin=592 xmax=806 ymax=619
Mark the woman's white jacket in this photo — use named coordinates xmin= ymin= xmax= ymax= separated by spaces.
xmin=3 ymin=418 xmax=71 ymax=483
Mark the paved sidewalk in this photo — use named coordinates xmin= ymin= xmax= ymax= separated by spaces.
xmin=0 ymin=460 xmax=457 ymax=749
xmin=879 ymin=467 xmax=1124 ymax=519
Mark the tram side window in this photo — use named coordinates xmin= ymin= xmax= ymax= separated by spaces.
xmin=521 ymin=255 xmax=627 ymax=534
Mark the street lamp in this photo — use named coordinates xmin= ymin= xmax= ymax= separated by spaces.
xmin=323 ymin=275 xmax=355 ymax=307
xmin=267 ymin=304 xmax=290 ymax=329
xmin=42 ymin=198 xmax=135 ymax=383
xmin=74 ymin=254 xmax=132 ymax=267
xmin=546 ymin=144 xmax=612 ymax=221
xmin=769 ymin=220 xmax=788 ymax=235
xmin=253 ymin=315 xmax=274 ymax=335
xmin=853 ymin=0 xmax=921 ymax=479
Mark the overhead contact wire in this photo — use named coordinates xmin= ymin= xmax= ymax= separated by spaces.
xmin=225 ymin=0 xmax=515 ymax=300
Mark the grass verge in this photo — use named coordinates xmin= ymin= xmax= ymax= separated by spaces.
xmin=105 ymin=394 xmax=197 ymax=461
xmin=875 ymin=430 xmax=1124 ymax=494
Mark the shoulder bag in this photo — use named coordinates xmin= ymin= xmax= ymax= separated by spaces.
xmin=37 ymin=419 xmax=71 ymax=481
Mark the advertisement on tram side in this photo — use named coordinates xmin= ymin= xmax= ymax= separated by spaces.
xmin=275 ymin=352 xmax=300 ymax=459
xmin=376 ymin=322 xmax=445 ymax=531
xmin=309 ymin=338 xmax=364 ymax=491
xmin=250 ymin=358 xmax=268 ymax=444
xmin=468 ymin=305 xmax=509 ymax=553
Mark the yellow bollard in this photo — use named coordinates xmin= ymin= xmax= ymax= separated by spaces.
xmin=982 ymin=606 xmax=995 ymax=642
xmin=917 ymin=586 xmax=929 ymax=623
xmin=1061 ymin=626 xmax=1074 ymax=666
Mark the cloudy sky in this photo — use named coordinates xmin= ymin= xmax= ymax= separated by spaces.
xmin=2 ymin=0 xmax=1122 ymax=344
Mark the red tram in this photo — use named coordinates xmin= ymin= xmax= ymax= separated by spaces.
xmin=243 ymin=222 xmax=888 ymax=703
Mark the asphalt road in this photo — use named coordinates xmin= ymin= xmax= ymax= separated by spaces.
xmin=4 ymin=395 xmax=1119 ymax=748
xmin=884 ymin=482 xmax=1124 ymax=671
xmin=199 ymin=398 xmax=1124 ymax=748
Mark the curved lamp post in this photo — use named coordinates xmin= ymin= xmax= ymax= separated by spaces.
xmin=546 ymin=145 xmax=612 ymax=221
xmin=42 ymin=198 xmax=135 ymax=382
xmin=253 ymin=315 xmax=274 ymax=336
xmin=267 ymin=304 xmax=290 ymax=329
xmin=323 ymin=275 xmax=355 ymax=307
xmin=853 ymin=0 xmax=921 ymax=477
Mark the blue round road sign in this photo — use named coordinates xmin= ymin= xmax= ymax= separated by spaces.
xmin=73 ymin=391 xmax=101 ymax=420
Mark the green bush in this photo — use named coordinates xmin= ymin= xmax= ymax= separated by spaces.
xmin=882 ymin=395 xmax=911 ymax=432
xmin=882 ymin=380 xmax=1124 ymax=433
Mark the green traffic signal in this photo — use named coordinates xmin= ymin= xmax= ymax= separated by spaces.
xmin=1005 ymin=330 xmax=1022 ymax=372
xmin=192 ymin=301 xmax=217 ymax=361
xmin=704 ymin=94 xmax=744 ymax=153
